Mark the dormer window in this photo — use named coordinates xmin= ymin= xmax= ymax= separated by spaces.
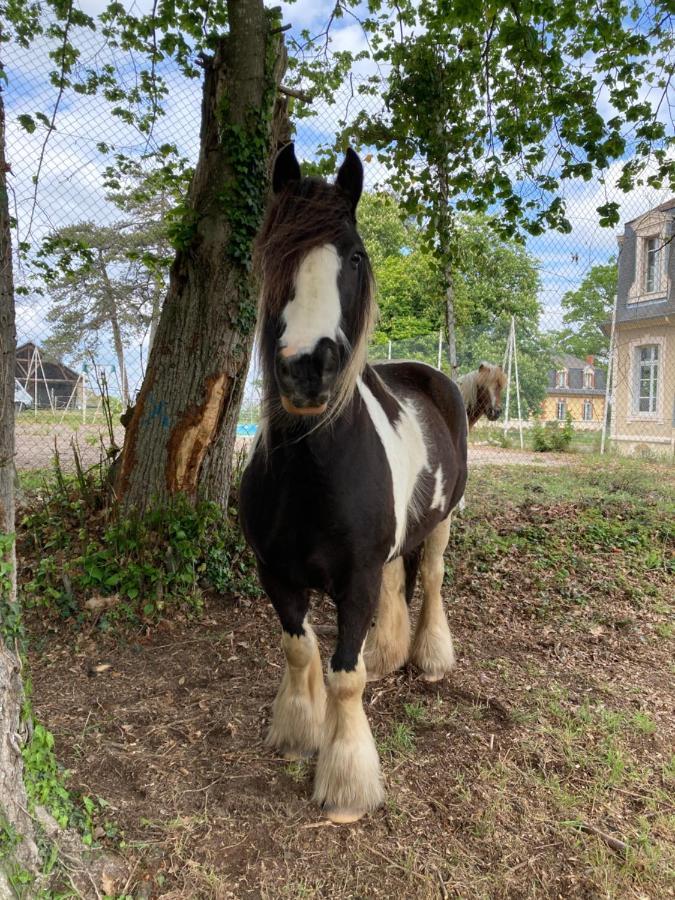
xmin=556 ymin=369 xmax=567 ymax=388
xmin=583 ymin=368 xmax=594 ymax=389
xmin=643 ymin=236 xmax=662 ymax=293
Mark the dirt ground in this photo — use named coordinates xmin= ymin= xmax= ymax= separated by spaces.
xmin=23 ymin=460 xmax=674 ymax=899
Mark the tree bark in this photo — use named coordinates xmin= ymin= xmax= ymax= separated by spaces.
xmin=0 ymin=75 xmax=41 ymax=896
xmin=117 ymin=0 xmax=287 ymax=511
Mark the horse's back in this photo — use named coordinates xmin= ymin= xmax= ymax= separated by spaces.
xmin=372 ymin=361 xmax=467 ymax=450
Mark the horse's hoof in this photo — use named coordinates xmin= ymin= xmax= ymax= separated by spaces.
xmin=421 ymin=672 xmax=445 ymax=683
xmin=324 ymin=806 xmax=366 ymax=825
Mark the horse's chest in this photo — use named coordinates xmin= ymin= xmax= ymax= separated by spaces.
xmin=240 ymin=452 xmax=393 ymax=584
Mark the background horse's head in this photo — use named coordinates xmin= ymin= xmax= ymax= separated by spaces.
xmin=256 ymin=144 xmax=376 ymax=423
xmin=460 ymin=363 xmax=507 ymax=425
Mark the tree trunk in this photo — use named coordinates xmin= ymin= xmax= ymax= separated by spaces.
xmin=436 ymin=158 xmax=458 ymax=379
xmin=117 ymin=0 xmax=287 ymax=512
xmin=0 ymin=78 xmax=41 ymax=896
xmin=444 ymin=265 xmax=458 ymax=379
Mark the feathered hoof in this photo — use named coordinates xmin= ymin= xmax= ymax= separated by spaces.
xmin=323 ymin=805 xmax=367 ymax=825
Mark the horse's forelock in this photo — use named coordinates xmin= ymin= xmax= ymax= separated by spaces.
xmin=254 ymin=176 xmax=377 ymax=438
xmin=256 ymin=179 xmax=354 ymax=319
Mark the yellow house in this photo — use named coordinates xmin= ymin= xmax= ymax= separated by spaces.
xmin=542 ymin=354 xmax=606 ymax=429
xmin=607 ymin=199 xmax=675 ymax=457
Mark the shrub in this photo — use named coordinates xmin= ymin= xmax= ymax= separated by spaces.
xmin=532 ymin=414 xmax=574 ymax=452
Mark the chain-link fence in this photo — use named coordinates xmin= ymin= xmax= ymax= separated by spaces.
xmin=5 ymin=25 xmax=674 ymax=473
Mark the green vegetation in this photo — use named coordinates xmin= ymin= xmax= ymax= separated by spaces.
xmin=532 ymin=411 xmax=575 ymax=452
xmin=19 ymin=461 xmax=260 ymax=628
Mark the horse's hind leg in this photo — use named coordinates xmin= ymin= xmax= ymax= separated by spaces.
xmin=261 ymin=572 xmax=326 ymax=760
xmin=364 ymin=557 xmax=410 ymax=681
xmin=314 ymin=570 xmax=384 ymax=823
xmin=411 ymin=514 xmax=456 ymax=682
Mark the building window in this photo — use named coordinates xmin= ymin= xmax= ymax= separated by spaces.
xmin=582 ymin=400 xmax=593 ymax=421
xmin=644 ymin=237 xmax=661 ymax=293
xmin=583 ymin=369 xmax=594 ymax=389
xmin=555 ymin=369 xmax=567 ymax=388
xmin=635 ymin=344 xmax=659 ymax=413
xmin=556 ymin=400 xmax=566 ymax=421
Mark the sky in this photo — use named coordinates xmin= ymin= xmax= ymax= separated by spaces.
xmin=5 ymin=0 xmax=673 ymax=401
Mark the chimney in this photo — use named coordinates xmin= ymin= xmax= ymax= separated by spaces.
xmin=586 ymin=355 xmax=594 ymax=366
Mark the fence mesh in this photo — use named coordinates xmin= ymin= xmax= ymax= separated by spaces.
xmin=4 ymin=24 xmax=674 ymax=472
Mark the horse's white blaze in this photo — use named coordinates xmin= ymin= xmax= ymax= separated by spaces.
xmin=357 ymin=378 xmax=428 ymax=559
xmin=430 ymin=464 xmax=446 ymax=512
xmin=280 ymin=244 xmax=342 ymax=357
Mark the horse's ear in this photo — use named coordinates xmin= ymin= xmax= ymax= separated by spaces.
xmin=479 ymin=363 xmax=487 ymax=372
xmin=336 ymin=148 xmax=363 ymax=213
xmin=273 ymin=142 xmax=302 ymax=193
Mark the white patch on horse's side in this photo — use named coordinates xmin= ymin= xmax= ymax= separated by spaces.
xmin=430 ymin=464 xmax=446 ymax=512
xmin=280 ymin=244 xmax=342 ymax=357
xmin=357 ymin=378 xmax=428 ymax=559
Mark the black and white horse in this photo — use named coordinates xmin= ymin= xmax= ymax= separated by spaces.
xmin=240 ymin=145 xmax=468 ymax=824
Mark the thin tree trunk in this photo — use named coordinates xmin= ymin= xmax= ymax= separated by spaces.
xmin=0 ymin=76 xmax=41 ymax=896
xmin=117 ymin=1 xmax=287 ymax=511
xmin=109 ymin=312 xmax=129 ymax=407
xmin=98 ymin=250 xmax=130 ymax=406
xmin=444 ymin=265 xmax=458 ymax=378
xmin=436 ymin=159 xmax=458 ymax=380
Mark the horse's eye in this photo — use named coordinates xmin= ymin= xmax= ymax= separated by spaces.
xmin=350 ymin=251 xmax=364 ymax=268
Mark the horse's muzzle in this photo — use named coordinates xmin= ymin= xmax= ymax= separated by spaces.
xmin=487 ymin=406 xmax=502 ymax=421
xmin=276 ymin=337 xmax=338 ymax=417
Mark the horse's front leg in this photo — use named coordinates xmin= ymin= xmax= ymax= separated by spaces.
xmin=313 ymin=569 xmax=384 ymax=824
xmin=261 ymin=571 xmax=326 ymax=760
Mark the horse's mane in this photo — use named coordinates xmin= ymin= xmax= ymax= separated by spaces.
xmin=458 ymin=363 xmax=507 ymax=413
xmin=255 ymin=178 xmax=377 ymax=434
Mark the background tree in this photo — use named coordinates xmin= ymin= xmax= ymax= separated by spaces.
xmin=358 ymin=194 xmax=551 ymax=412
xmin=554 ymin=262 xmax=617 ymax=363
xmin=38 ymin=222 xmax=151 ymax=405
xmin=36 ymin=151 xmax=191 ymax=403
xmin=351 ymin=0 xmax=674 ymax=372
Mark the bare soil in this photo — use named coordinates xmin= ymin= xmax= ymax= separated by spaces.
xmin=24 ymin=461 xmax=675 ymax=899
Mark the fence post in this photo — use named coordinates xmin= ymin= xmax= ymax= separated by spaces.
xmin=600 ymin=295 xmax=617 ymax=455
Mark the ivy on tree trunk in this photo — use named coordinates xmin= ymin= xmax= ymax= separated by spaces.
xmin=117 ymin=0 xmax=288 ymax=512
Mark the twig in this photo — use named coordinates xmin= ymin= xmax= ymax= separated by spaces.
xmin=570 ymin=821 xmax=628 ymax=855
xmin=279 ymin=84 xmax=313 ymax=102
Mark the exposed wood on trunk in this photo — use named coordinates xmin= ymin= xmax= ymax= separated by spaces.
xmin=117 ymin=0 xmax=288 ymax=512
xmin=0 ymin=75 xmax=40 ymax=894
xmin=166 ymin=371 xmax=231 ymax=496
